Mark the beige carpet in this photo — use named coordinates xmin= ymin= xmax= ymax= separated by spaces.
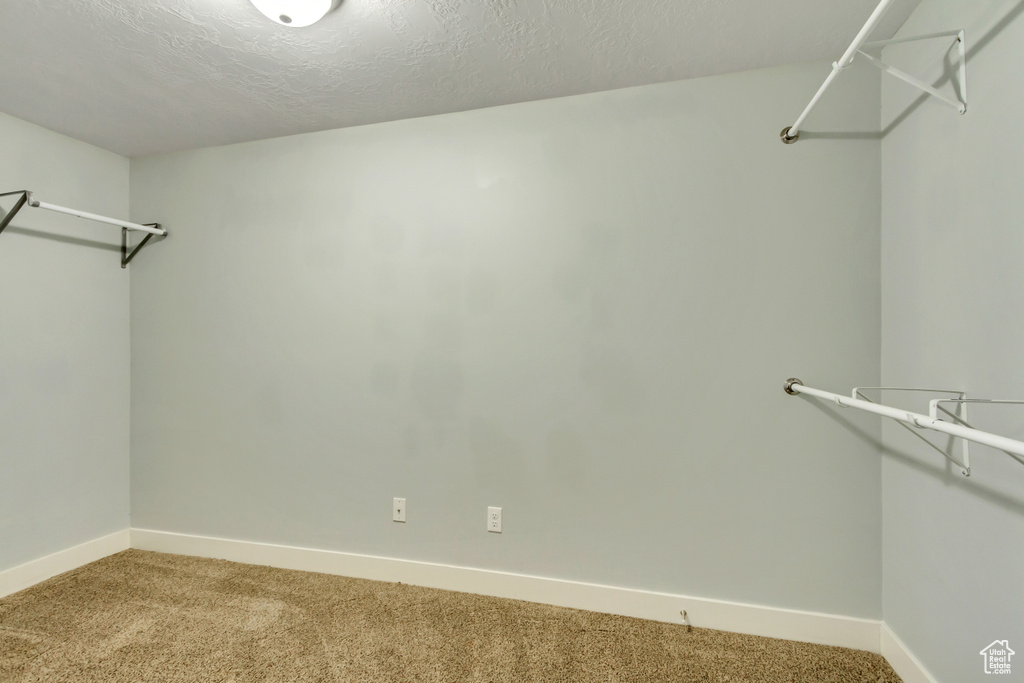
xmin=0 ymin=550 xmax=900 ymax=682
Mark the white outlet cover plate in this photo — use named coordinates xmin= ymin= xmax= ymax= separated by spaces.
xmin=488 ymin=506 xmax=502 ymax=533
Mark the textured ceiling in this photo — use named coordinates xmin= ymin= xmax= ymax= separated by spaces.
xmin=0 ymin=0 xmax=919 ymax=157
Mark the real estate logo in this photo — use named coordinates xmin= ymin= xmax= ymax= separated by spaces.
xmin=980 ymin=640 xmax=1014 ymax=675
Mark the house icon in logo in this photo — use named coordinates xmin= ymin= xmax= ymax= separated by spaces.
xmin=980 ymin=640 xmax=1014 ymax=674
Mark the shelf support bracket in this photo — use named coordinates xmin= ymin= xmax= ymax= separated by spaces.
xmin=858 ymin=30 xmax=967 ymax=114
xmin=121 ymin=225 xmax=161 ymax=268
xmin=929 ymin=398 xmax=1024 ymax=469
xmin=0 ymin=190 xmax=29 ymax=236
xmin=854 ymin=387 xmax=971 ymax=475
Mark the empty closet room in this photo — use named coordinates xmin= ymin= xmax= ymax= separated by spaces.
xmin=1 ymin=0 xmax=1021 ymax=681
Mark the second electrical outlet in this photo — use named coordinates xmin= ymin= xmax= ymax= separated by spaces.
xmin=488 ymin=506 xmax=502 ymax=533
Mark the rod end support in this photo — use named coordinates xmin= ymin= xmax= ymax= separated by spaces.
xmin=780 ymin=127 xmax=799 ymax=144
xmin=784 ymin=377 xmax=804 ymax=395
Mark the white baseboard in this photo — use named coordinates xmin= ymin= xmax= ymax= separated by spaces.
xmin=0 ymin=529 xmax=131 ymax=599
xmin=881 ymin=623 xmax=940 ymax=683
xmin=129 ymin=528 xmax=881 ymax=654
xmin=6 ymin=528 xmax=941 ymax=675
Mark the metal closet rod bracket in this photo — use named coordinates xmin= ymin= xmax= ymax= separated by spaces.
xmin=0 ymin=190 xmax=166 ymax=268
xmin=0 ymin=190 xmax=30 ymax=235
xmin=785 ymin=379 xmax=1024 ymax=477
xmin=852 ymin=386 xmax=970 ymax=475
xmin=121 ymin=224 xmax=163 ymax=268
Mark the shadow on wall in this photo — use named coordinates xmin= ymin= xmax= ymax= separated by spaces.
xmin=3 ymin=225 xmax=121 ymax=253
xmin=796 ymin=0 xmax=1024 ymax=142
xmin=802 ymin=397 xmax=1024 ymax=518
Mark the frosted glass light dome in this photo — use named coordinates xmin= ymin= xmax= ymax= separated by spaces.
xmin=249 ymin=0 xmax=340 ymax=27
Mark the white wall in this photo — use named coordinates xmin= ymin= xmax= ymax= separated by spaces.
xmin=881 ymin=1 xmax=1024 ymax=680
xmin=0 ymin=113 xmax=130 ymax=572
xmin=129 ymin=60 xmax=884 ymax=618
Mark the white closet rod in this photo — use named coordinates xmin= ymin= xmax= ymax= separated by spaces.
xmin=781 ymin=0 xmax=897 ymax=143
xmin=784 ymin=379 xmax=1024 ymax=460
xmin=28 ymin=194 xmax=166 ymax=236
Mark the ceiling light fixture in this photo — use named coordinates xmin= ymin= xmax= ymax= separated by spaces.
xmin=249 ymin=0 xmax=340 ymax=27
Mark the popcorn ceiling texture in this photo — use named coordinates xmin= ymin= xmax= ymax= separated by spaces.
xmin=0 ymin=0 xmax=918 ymax=156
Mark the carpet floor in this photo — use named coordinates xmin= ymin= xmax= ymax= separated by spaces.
xmin=0 ymin=550 xmax=900 ymax=682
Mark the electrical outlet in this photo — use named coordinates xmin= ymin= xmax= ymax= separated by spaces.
xmin=487 ymin=506 xmax=502 ymax=533
xmin=393 ymin=497 xmax=406 ymax=523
